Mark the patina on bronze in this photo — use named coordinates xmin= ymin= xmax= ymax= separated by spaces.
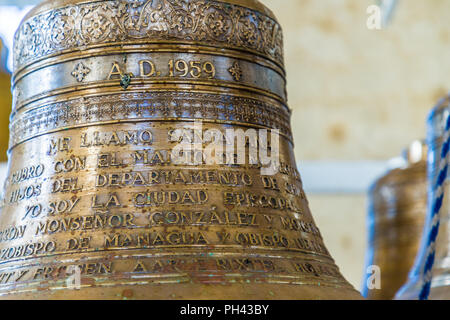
xmin=363 ymin=141 xmax=428 ymax=300
xmin=0 ymin=0 xmax=361 ymax=299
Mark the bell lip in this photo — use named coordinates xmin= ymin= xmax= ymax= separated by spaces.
xmin=22 ymin=0 xmax=278 ymax=24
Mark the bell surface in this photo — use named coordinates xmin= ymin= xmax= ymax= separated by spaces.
xmin=0 ymin=0 xmax=361 ymax=299
xmin=363 ymin=141 xmax=427 ymax=300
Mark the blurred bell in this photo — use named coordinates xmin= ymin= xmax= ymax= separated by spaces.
xmin=363 ymin=141 xmax=427 ymax=299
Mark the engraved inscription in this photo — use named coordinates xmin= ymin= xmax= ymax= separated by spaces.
xmin=223 ymin=192 xmax=301 ymax=212
xmin=0 ymin=121 xmax=352 ymax=295
xmin=148 ymin=210 xmax=258 ymax=227
xmin=104 ymin=231 xmax=209 ymax=248
xmin=35 ymin=213 xmax=135 ymax=235
xmin=80 ymin=130 xmax=153 ymax=147
xmin=9 ymin=183 xmax=42 ymax=204
xmin=167 ymin=59 xmax=216 ymax=79
xmin=108 ymin=59 xmax=217 ymax=80
xmin=48 ymin=137 xmax=71 ymax=155
xmin=134 ymin=190 xmax=209 ymax=207
xmin=51 ymin=178 xmax=83 ymax=193
xmin=10 ymin=164 xmax=44 ymax=185
xmin=48 ymin=197 xmax=81 ymax=216
xmin=0 ymin=225 xmax=27 ymax=243
xmin=54 ymin=157 xmax=86 ymax=173
xmin=95 ymin=170 xmax=253 ymax=187
xmin=0 ymin=241 xmax=56 ymax=261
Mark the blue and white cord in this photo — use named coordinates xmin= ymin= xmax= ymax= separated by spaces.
xmin=419 ymin=114 xmax=450 ymax=300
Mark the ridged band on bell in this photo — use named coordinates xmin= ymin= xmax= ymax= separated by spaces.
xmin=0 ymin=0 xmax=361 ymax=299
xmin=396 ymin=96 xmax=450 ymax=300
xmin=363 ymin=141 xmax=427 ymax=300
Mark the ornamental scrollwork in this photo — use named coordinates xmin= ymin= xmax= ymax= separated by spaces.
xmin=9 ymin=92 xmax=292 ymax=149
xmin=13 ymin=0 xmax=284 ymax=71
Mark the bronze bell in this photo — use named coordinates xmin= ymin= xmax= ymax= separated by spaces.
xmin=363 ymin=141 xmax=428 ymax=300
xmin=0 ymin=0 xmax=361 ymax=299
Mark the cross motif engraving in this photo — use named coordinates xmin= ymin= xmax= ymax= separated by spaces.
xmin=71 ymin=62 xmax=91 ymax=82
xmin=228 ymin=61 xmax=242 ymax=81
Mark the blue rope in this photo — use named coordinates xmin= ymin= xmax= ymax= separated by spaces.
xmin=419 ymin=114 xmax=450 ymax=300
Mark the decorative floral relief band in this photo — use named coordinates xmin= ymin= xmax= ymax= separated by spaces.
xmin=13 ymin=0 xmax=284 ymax=72
xmin=9 ymin=91 xmax=292 ymax=150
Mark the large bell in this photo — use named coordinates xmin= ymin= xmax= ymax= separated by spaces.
xmin=0 ymin=0 xmax=361 ymax=299
xmin=363 ymin=141 xmax=427 ymax=300
xmin=396 ymin=96 xmax=450 ymax=300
